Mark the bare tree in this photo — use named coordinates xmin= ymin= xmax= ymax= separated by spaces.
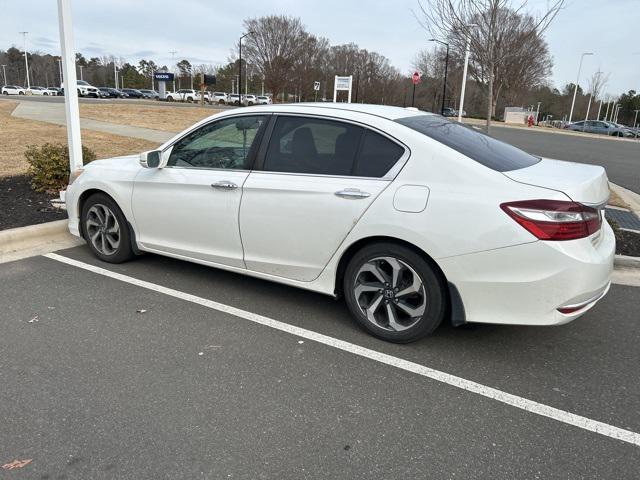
xmin=242 ymin=15 xmax=308 ymax=101
xmin=416 ymin=0 xmax=564 ymax=131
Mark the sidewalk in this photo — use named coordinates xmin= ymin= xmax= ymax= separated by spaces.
xmin=11 ymin=100 xmax=173 ymax=143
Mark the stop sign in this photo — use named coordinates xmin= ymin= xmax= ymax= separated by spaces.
xmin=412 ymin=71 xmax=421 ymax=85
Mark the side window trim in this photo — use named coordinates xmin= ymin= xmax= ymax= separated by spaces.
xmin=163 ymin=113 xmax=271 ymax=171
xmin=251 ymin=113 xmax=409 ymax=180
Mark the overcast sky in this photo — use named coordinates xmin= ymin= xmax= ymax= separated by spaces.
xmin=1 ymin=0 xmax=638 ymax=96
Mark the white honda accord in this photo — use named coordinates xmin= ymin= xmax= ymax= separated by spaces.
xmin=65 ymin=103 xmax=614 ymax=343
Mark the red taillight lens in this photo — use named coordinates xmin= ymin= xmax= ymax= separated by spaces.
xmin=501 ymin=200 xmax=601 ymax=241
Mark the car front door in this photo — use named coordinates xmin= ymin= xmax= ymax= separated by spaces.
xmin=132 ymin=114 xmax=269 ymax=267
xmin=240 ymin=115 xmax=408 ymax=282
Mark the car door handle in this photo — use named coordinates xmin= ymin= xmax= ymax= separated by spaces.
xmin=335 ymin=189 xmax=371 ymax=199
xmin=211 ymin=181 xmax=238 ymax=190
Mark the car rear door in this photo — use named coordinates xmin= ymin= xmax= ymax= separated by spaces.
xmin=132 ymin=114 xmax=269 ymax=267
xmin=240 ymin=114 xmax=408 ymax=282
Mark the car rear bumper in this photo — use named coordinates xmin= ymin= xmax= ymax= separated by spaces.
xmin=437 ymin=221 xmax=615 ymax=326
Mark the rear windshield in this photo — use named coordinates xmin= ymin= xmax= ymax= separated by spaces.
xmin=396 ymin=115 xmax=540 ymax=172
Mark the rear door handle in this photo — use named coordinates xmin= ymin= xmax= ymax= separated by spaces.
xmin=335 ymin=189 xmax=371 ymax=199
xmin=211 ymin=181 xmax=238 ymax=190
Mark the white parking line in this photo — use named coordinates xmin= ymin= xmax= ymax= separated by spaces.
xmin=44 ymin=252 xmax=640 ymax=448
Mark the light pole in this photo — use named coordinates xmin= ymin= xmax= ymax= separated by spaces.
xmin=238 ymin=31 xmax=254 ymax=106
xmin=78 ymin=64 xmax=83 ymax=81
xmin=568 ymin=52 xmax=593 ymax=123
xmin=169 ymin=50 xmax=177 ymax=92
xmin=633 ymin=109 xmax=640 ymax=139
xmin=429 ymin=38 xmax=449 ymax=116
xmin=58 ymin=58 xmax=63 ymax=86
xmin=614 ymin=104 xmax=621 ymax=124
xmin=596 ymin=99 xmax=603 ymax=120
xmin=19 ymin=31 xmax=30 ymax=89
xmin=1 ymin=64 xmax=6 ymax=85
xmin=457 ymin=24 xmax=478 ymax=122
xmin=535 ymin=101 xmax=541 ymax=125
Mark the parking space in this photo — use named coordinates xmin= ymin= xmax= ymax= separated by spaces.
xmin=1 ymin=246 xmax=639 ymax=478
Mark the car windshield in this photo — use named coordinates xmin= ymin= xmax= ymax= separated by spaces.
xmin=396 ymin=115 xmax=541 ymax=172
xmin=77 ymin=80 xmax=89 ymax=86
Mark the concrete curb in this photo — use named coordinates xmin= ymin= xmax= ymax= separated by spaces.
xmin=609 ymin=183 xmax=640 ymax=217
xmin=0 ymin=220 xmax=82 ymax=263
xmin=614 ymin=255 xmax=640 ymax=269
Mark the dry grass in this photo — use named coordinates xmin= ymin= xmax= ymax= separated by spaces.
xmin=79 ymin=103 xmax=220 ymax=132
xmin=0 ymin=101 xmax=159 ymax=177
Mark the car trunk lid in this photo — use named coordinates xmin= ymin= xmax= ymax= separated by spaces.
xmin=503 ymin=158 xmax=609 ymax=205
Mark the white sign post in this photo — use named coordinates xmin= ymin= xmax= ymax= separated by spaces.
xmin=56 ymin=0 xmax=83 ymax=171
xmin=333 ymin=75 xmax=353 ymax=103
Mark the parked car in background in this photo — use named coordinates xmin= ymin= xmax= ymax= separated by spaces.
xmin=121 ymin=88 xmax=144 ymax=99
xmin=50 ymin=87 xmax=63 ymax=96
xmin=566 ymin=120 xmax=634 ymax=137
xmin=256 ymin=95 xmax=272 ymax=105
xmin=99 ymin=87 xmax=128 ymax=98
xmin=211 ymin=92 xmax=228 ymax=104
xmin=166 ymin=89 xmax=201 ymax=103
xmin=228 ymin=93 xmax=241 ymax=105
xmin=66 ymin=103 xmax=614 ymax=343
xmin=442 ymin=107 xmax=457 ymax=117
xmin=139 ymin=89 xmax=160 ymax=100
xmin=244 ymin=94 xmax=257 ymax=106
xmin=61 ymin=80 xmax=100 ymax=98
xmin=1 ymin=85 xmax=25 ymax=95
xmin=27 ymin=86 xmax=57 ymax=96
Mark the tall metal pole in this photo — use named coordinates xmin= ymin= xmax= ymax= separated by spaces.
xmin=568 ymin=52 xmax=593 ymax=123
xmin=169 ymin=50 xmax=177 ymax=92
xmin=535 ymin=101 xmax=541 ymax=125
xmin=78 ymin=65 xmax=83 ymax=80
xmin=1 ymin=65 xmax=6 ymax=85
xmin=596 ymin=99 xmax=602 ymax=120
xmin=457 ymin=24 xmax=478 ymax=122
xmin=56 ymin=0 xmax=83 ymax=171
xmin=604 ymin=101 xmax=610 ymax=121
xmin=238 ymin=32 xmax=253 ymax=106
xmin=411 ymin=81 xmax=416 ymax=107
xmin=58 ymin=58 xmax=63 ymax=87
xmin=633 ymin=110 xmax=640 ymax=139
xmin=19 ymin=31 xmax=30 ymax=89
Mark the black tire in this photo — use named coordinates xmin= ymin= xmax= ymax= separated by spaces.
xmin=80 ymin=193 xmax=135 ymax=264
xmin=2 ymin=91 xmax=7 ymax=95
xmin=18 ymin=91 xmax=24 ymax=95
xmin=167 ymin=96 xmax=174 ymax=102
xmin=186 ymin=97 xmax=193 ymax=103
xmin=343 ymin=242 xmax=446 ymax=343
xmin=218 ymin=100 xmax=225 ymax=105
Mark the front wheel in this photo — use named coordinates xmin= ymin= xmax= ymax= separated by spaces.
xmin=343 ymin=243 xmax=446 ymax=343
xmin=81 ymin=193 xmax=134 ymax=264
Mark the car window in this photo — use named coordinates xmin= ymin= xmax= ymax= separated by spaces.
xmin=264 ymin=116 xmax=364 ymax=176
xmin=167 ymin=115 xmax=267 ymax=170
xmin=354 ymin=130 xmax=405 ymax=177
xmin=396 ymin=115 xmax=540 ymax=172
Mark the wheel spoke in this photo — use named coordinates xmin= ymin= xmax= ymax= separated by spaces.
xmin=86 ymin=218 xmax=100 ymax=228
xmin=104 ymin=233 xmax=120 ymax=249
xmin=385 ymin=303 xmax=409 ymax=331
xmin=354 ymin=281 xmax=383 ymax=300
xmin=358 ymin=262 xmax=389 ymax=285
xmin=396 ymin=273 xmax=422 ymax=298
xmin=384 ymin=257 xmax=404 ymax=289
xmin=396 ymin=299 xmax=426 ymax=318
xmin=365 ymin=293 xmax=384 ymax=322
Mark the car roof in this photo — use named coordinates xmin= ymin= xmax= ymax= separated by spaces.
xmin=250 ymin=103 xmax=434 ymax=120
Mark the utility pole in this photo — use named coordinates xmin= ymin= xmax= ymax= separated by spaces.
xmin=169 ymin=50 xmax=177 ymax=92
xmin=78 ymin=64 xmax=83 ymax=80
xmin=568 ymin=52 xmax=593 ymax=123
xmin=238 ymin=31 xmax=253 ymax=106
xmin=114 ymin=63 xmax=118 ymax=88
xmin=19 ymin=31 xmax=30 ymax=89
xmin=1 ymin=64 xmax=7 ymax=85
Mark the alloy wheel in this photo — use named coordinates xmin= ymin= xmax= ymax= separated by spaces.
xmin=86 ymin=204 xmax=121 ymax=256
xmin=353 ymin=256 xmax=427 ymax=332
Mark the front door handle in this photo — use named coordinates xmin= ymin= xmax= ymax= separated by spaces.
xmin=211 ymin=181 xmax=238 ymax=190
xmin=335 ymin=188 xmax=371 ymax=199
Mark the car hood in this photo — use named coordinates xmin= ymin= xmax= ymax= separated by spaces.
xmin=88 ymin=154 xmax=139 ymax=170
xmin=503 ymin=158 xmax=609 ymax=205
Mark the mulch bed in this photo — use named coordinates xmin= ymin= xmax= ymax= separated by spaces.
xmin=0 ymin=175 xmax=67 ymax=231
xmin=616 ymin=229 xmax=640 ymax=257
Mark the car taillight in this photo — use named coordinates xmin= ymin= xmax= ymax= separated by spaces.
xmin=500 ymin=200 xmax=601 ymax=241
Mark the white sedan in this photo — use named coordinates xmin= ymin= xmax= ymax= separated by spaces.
xmin=26 ymin=86 xmax=57 ymax=96
xmin=65 ymin=103 xmax=614 ymax=343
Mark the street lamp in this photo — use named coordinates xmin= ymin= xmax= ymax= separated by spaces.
xmin=429 ymin=38 xmax=450 ymax=116
xmin=1 ymin=64 xmax=7 ymax=85
xmin=19 ymin=31 xmax=30 ymax=89
xmin=568 ymin=52 xmax=593 ymax=123
xmin=457 ymin=24 xmax=478 ymax=122
xmin=238 ymin=31 xmax=254 ymax=106
xmin=169 ymin=50 xmax=177 ymax=92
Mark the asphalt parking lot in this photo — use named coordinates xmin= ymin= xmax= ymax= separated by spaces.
xmin=1 ymin=245 xmax=639 ymax=478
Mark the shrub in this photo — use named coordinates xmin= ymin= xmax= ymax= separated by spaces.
xmin=25 ymin=143 xmax=96 ymax=193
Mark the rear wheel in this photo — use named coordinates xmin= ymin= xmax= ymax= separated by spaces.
xmin=343 ymin=243 xmax=446 ymax=343
xmin=81 ymin=193 xmax=134 ymax=264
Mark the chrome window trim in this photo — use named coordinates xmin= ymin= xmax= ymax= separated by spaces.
xmin=260 ymin=112 xmax=411 ymax=181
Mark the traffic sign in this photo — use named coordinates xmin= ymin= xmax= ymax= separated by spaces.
xmin=313 ymin=81 xmax=320 ymax=91
xmin=412 ymin=71 xmax=421 ymax=85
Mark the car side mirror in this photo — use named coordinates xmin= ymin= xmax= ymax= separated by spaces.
xmin=140 ymin=150 xmax=161 ymax=168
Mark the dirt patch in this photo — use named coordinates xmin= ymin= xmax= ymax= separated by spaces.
xmin=0 ymin=101 xmax=159 ymax=178
xmin=79 ymin=103 xmax=220 ymax=132
xmin=0 ymin=175 xmax=66 ymax=230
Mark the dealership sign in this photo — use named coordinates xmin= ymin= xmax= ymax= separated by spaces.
xmin=154 ymin=72 xmax=175 ymax=81
xmin=333 ymin=75 xmax=353 ymax=103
